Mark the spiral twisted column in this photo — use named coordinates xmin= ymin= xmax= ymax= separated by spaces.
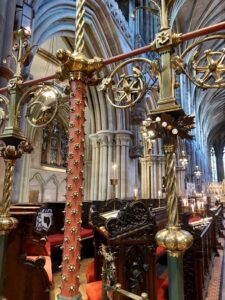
xmin=75 ymin=0 xmax=85 ymax=53
xmin=1 ymin=160 xmax=15 ymax=216
xmin=164 ymin=143 xmax=178 ymax=226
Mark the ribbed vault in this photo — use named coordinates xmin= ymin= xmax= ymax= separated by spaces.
xmin=30 ymin=0 xmax=134 ymax=134
xmin=176 ymin=0 xmax=225 ymax=150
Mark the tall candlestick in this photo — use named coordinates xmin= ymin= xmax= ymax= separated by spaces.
xmin=112 ymin=163 xmax=117 ymax=179
xmin=134 ymin=188 xmax=138 ymax=200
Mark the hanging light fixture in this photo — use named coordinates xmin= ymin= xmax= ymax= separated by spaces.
xmin=179 ymin=150 xmax=188 ymax=169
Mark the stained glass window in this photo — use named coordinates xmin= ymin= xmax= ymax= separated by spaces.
xmin=41 ymin=120 xmax=68 ymax=168
xmin=210 ymin=147 xmax=218 ymax=182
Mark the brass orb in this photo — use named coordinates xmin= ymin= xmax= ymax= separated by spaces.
xmin=156 ymin=225 xmax=193 ymax=255
xmin=0 ymin=216 xmax=18 ymax=235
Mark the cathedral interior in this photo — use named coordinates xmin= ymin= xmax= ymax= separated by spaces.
xmin=0 ymin=0 xmax=225 ymax=300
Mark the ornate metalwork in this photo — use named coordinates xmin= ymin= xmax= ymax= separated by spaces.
xmin=75 ymin=0 xmax=85 ymax=53
xmin=26 ymin=86 xmax=59 ymax=128
xmin=172 ymin=34 xmax=225 ymax=88
xmin=164 ymin=144 xmax=178 ymax=226
xmin=98 ymin=58 xmax=156 ymax=108
xmin=105 ymin=201 xmax=153 ymax=237
xmin=2 ymin=28 xmax=34 ymax=81
xmin=156 ymin=225 xmax=193 ymax=257
xmin=1 ymin=159 xmax=15 ymax=217
xmin=0 ymin=95 xmax=9 ymax=129
xmin=141 ymin=113 xmax=195 ymax=142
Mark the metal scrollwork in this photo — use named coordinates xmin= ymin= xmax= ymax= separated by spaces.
xmin=172 ymin=34 xmax=225 ymax=88
xmin=26 ymin=86 xmax=59 ymax=128
xmin=0 ymin=95 xmax=9 ymax=129
xmin=98 ymin=58 xmax=156 ymax=109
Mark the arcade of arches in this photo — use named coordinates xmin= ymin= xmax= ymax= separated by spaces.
xmin=0 ymin=1 xmax=225 ymax=300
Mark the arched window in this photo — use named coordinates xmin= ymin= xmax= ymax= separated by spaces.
xmin=41 ymin=120 xmax=68 ymax=168
xmin=210 ymin=147 xmax=218 ymax=182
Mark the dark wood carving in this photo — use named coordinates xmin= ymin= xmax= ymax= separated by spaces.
xmin=106 ymin=201 xmax=154 ymax=238
xmin=183 ymin=217 xmax=218 ymax=300
xmin=3 ymin=206 xmax=51 ymax=300
xmin=91 ymin=201 xmax=166 ymax=300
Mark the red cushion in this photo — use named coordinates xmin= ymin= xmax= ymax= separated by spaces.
xmin=44 ymin=240 xmax=51 ymax=256
xmin=86 ymin=280 xmax=102 ymax=300
xmin=47 ymin=233 xmax=64 ymax=246
xmin=156 ymin=246 xmax=166 ymax=257
xmin=161 ymin=277 xmax=168 ymax=290
xmin=81 ymin=228 xmax=93 ymax=240
xmin=86 ymin=260 xmax=95 ymax=283
xmin=27 ymin=256 xmax=52 ymax=285
xmin=25 ymin=240 xmax=49 ymax=256
xmin=157 ymin=278 xmax=168 ymax=300
xmin=189 ymin=216 xmax=201 ymax=224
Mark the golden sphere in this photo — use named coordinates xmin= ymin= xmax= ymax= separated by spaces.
xmin=156 ymin=226 xmax=193 ymax=254
xmin=0 ymin=216 xmax=18 ymax=235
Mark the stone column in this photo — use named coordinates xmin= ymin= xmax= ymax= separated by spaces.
xmin=89 ymin=134 xmax=99 ymax=200
xmin=115 ymin=131 xmax=132 ymax=199
xmin=98 ymin=131 xmax=114 ymax=201
xmin=107 ymin=133 xmax=114 ymax=199
xmin=216 ymin=152 xmax=224 ymax=182
xmin=176 ymin=166 xmax=186 ymax=196
xmin=140 ymin=156 xmax=151 ymax=198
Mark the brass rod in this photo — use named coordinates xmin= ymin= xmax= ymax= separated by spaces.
xmin=0 ymin=74 xmax=56 ymax=94
xmin=103 ymin=43 xmax=156 ymax=66
xmin=181 ymin=21 xmax=225 ymax=42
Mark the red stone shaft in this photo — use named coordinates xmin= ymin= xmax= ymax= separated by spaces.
xmin=60 ymin=79 xmax=85 ymax=298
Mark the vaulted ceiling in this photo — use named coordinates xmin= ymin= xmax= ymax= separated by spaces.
xmin=176 ymin=0 xmax=225 ymax=148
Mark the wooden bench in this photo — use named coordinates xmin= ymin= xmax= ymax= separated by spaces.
xmin=90 ymin=201 xmax=168 ymax=300
xmin=3 ymin=205 xmax=52 ymax=300
xmin=182 ymin=213 xmax=222 ymax=300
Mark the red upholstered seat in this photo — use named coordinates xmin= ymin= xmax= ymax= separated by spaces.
xmin=156 ymin=246 xmax=166 ymax=258
xmin=157 ymin=277 xmax=168 ymax=300
xmin=44 ymin=240 xmax=51 ymax=256
xmin=189 ymin=216 xmax=201 ymax=224
xmin=24 ymin=238 xmax=51 ymax=256
xmin=47 ymin=233 xmax=64 ymax=247
xmin=81 ymin=228 xmax=93 ymax=240
xmin=86 ymin=260 xmax=95 ymax=283
xmin=27 ymin=256 xmax=52 ymax=285
xmin=86 ymin=280 xmax=102 ymax=300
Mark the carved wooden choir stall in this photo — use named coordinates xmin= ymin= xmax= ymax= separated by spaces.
xmin=3 ymin=205 xmax=52 ymax=300
xmin=3 ymin=200 xmax=224 ymax=300
xmin=87 ymin=200 xmax=168 ymax=300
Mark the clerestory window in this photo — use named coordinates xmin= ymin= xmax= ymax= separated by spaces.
xmin=210 ymin=147 xmax=218 ymax=182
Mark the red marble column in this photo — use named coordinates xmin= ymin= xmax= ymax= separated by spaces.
xmin=60 ymin=79 xmax=85 ymax=299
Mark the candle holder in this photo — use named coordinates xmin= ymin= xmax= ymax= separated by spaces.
xmin=134 ymin=194 xmax=138 ymax=201
xmin=110 ymin=178 xmax=118 ymax=200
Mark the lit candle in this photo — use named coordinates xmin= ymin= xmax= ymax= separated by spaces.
xmin=158 ymin=190 xmax=162 ymax=199
xmin=182 ymin=198 xmax=188 ymax=207
xmin=191 ymin=204 xmax=195 ymax=212
xmin=134 ymin=188 xmax=138 ymax=200
xmin=112 ymin=163 xmax=117 ymax=179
